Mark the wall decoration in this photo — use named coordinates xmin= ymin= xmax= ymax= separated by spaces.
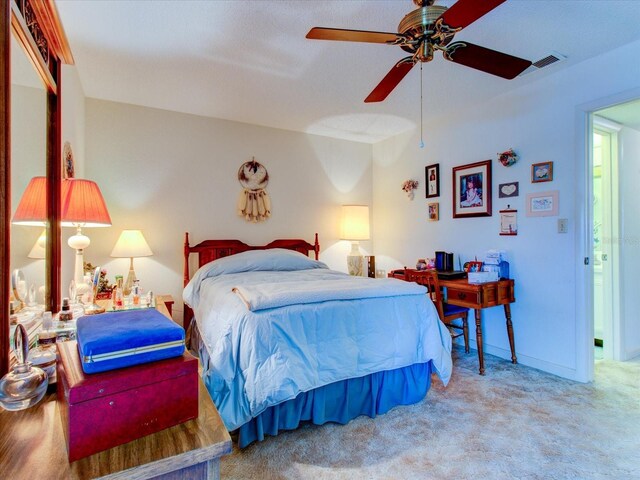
xmin=531 ymin=161 xmax=553 ymax=183
xmin=428 ymin=202 xmax=439 ymax=221
xmin=425 ymin=163 xmax=440 ymax=198
xmin=498 ymin=181 xmax=519 ymax=198
xmin=237 ymin=157 xmax=271 ymax=223
xmin=452 ymin=160 xmax=492 ymax=218
xmin=499 ymin=206 xmax=518 ymax=235
xmin=498 ymin=148 xmax=518 ymax=167
xmin=401 ymin=179 xmax=419 ymax=200
xmin=526 ymin=190 xmax=559 ymax=217
xmin=63 ymin=141 xmax=75 ymax=179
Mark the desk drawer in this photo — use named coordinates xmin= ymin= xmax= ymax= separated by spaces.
xmin=446 ymin=288 xmax=480 ymax=308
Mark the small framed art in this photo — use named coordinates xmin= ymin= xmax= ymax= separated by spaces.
xmin=531 ymin=161 xmax=553 ymax=183
xmin=499 ymin=208 xmax=518 ymax=235
xmin=452 ymin=159 xmax=492 ymax=218
xmin=526 ymin=191 xmax=559 ymax=217
xmin=428 ymin=202 xmax=439 ymax=221
xmin=425 ymin=163 xmax=440 ymax=198
xmin=498 ymin=181 xmax=519 ymax=198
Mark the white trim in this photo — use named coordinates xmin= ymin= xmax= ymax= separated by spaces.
xmin=83 ymin=340 xmax=184 ymax=363
xmin=575 ymin=87 xmax=640 ymax=382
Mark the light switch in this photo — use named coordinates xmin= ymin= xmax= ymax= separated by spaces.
xmin=558 ymin=218 xmax=568 ymax=233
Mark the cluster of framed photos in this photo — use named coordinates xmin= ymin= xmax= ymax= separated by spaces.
xmin=424 ymin=158 xmax=559 ymax=228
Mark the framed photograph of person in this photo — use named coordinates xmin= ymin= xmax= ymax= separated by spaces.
xmin=531 ymin=161 xmax=553 ymax=183
xmin=425 ymin=163 xmax=440 ymax=198
xmin=452 ymin=159 xmax=492 ymax=218
xmin=427 ymin=202 xmax=439 ymax=221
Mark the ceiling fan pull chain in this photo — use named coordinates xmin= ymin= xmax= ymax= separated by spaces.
xmin=420 ymin=63 xmax=425 ymax=149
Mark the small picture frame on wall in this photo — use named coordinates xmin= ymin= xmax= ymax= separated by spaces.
xmin=452 ymin=159 xmax=492 ymax=218
xmin=428 ymin=202 xmax=439 ymax=221
xmin=425 ymin=163 xmax=440 ymax=198
xmin=499 ymin=207 xmax=518 ymax=235
xmin=498 ymin=181 xmax=519 ymax=198
xmin=531 ymin=161 xmax=553 ymax=183
xmin=526 ymin=190 xmax=559 ymax=217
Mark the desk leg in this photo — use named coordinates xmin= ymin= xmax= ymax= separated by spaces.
xmin=474 ymin=309 xmax=485 ymax=376
xmin=504 ymin=304 xmax=517 ymax=364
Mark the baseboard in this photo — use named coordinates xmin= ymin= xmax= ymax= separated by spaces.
xmin=625 ymin=346 xmax=640 ymax=361
xmin=455 ymin=338 xmax=582 ymax=382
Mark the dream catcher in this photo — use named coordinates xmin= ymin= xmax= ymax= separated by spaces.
xmin=237 ymin=158 xmax=271 ymax=223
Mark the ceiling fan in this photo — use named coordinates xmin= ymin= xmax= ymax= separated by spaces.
xmin=306 ymin=0 xmax=532 ymax=103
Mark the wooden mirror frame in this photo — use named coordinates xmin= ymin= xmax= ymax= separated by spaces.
xmin=1 ymin=0 xmax=73 ymax=375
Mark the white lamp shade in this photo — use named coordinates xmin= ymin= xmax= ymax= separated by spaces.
xmin=110 ymin=230 xmax=153 ymax=258
xmin=340 ymin=205 xmax=370 ymax=241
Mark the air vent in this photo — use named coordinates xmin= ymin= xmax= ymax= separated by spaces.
xmin=519 ymin=51 xmax=567 ymax=76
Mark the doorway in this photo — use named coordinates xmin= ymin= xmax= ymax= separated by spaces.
xmin=591 ymin=117 xmax=620 ymax=361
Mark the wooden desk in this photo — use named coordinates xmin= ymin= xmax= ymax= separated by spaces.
xmin=439 ymin=278 xmax=516 ymax=375
xmin=390 ymin=270 xmax=516 ymax=375
xmin=0 ymin=296 xmax=232 ymax=479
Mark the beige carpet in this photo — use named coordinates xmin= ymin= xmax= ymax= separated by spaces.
xmin=220 ymin=347 xmax=640 ymax=479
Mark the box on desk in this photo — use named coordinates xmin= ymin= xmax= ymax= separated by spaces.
xmin=57 ymin=340 xmax=199 ymax=462
xmin=468 ymin=271 xmax=499 ymax=284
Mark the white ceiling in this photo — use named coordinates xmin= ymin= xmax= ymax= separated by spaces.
xmin=55 ymin=0 xmax=640 ymax=144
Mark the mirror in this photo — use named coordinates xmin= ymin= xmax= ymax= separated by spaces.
xmin=10 ymin=30 xmax=47 ymax=318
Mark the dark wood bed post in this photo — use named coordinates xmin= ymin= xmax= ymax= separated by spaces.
xmin=183 ymin=232 xmax=194 ymax=332
xmin=314 ymin=233 xmax=319 ymax=260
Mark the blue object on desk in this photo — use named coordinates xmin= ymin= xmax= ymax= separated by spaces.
xmin=76 ymin=309 xmax=184 ymax=374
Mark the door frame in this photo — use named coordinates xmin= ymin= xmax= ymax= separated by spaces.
xmin=575 ymin=87 xmax=640 ymax=382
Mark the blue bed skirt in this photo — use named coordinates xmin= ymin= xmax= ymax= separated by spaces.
xmin=190 ymin=321 xmax=433 ymax=448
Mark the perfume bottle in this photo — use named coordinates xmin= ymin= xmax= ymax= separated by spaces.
xmin=132 ymin=281 xmax=140 ymax=306
xmin=28 ymin=325 xmax=58 ymax=385
xmin=59 ymin=297 xmax=73 ymax=323
xmin=113 ymin=277 xmax=124 ymax=309
xmin=0 ymin=324 xmax=48 ymax=411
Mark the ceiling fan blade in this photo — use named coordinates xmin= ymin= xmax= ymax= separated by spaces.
xmin=438 ymin=0 xmax=507 ymax=30
xmin=306 ymin=27 xmax=405 ymax=45
xmin=365 ymin=58 xmax=415 ymax=103
xmin=444 ymin=42 xmax=531 ymax=79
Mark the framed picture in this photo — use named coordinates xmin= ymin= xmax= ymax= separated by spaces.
xmin=498 ymin=181 xmax=519 ymax=198
xmin=428 ymin=202 xmax=439 ymax=221
xmin=531 ymin=161 xmax=553 ymax=183
xmin=63 ymin=141 xmax=75 ymax=179
xmin=499 ymin=208 xmax=518 ymax=235
xmin=526 ymin=190 xmax=559 ymax=217
xmin=452 ymin=159 xmax=492 ymax=218
xmin=463 ymin=261 xmax=483 ymax=272
xmin=425 ymin=163 xmax=440 ymax=198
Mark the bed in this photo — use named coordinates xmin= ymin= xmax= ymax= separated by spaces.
xmin=182 ymin=233 xmax=452 ymax=447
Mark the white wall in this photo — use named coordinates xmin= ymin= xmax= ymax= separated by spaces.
xmin=619 ymin=125 xmax=640 ymax=359
xmin=372 ymin=39 xmax=640 ymax=380
xmin=83 ymin=100 xmax=373 ymax=325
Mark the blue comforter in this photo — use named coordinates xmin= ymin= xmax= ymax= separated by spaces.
xmin=183 ymin=249 xmax=452 ymax=431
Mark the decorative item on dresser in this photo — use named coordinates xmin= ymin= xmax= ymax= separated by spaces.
xmin=61 ymin=178 xmax=112 ymax=300
xmin=110 ymin=229 xmax=153 ymax=296
xmin=340 ymin=205 xmax=370 ymax=276
xmin=182 ymin=233 xmax=452 ymax=447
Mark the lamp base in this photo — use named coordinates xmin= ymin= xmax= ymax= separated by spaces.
xmin=346 ymin=241 xmax=364 ymax=276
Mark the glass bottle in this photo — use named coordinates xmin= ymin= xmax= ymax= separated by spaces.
xmin=59 ymin=297 xmax=73 ymax=323
xmin=113 ymin=277 xmax=124 ymax=309
xmin=0 ymin=324 xmax=48 ymax=411
xmin=132 ymin=280 xmax=140 ymax=306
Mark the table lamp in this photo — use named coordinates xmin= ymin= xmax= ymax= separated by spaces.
xmin=110 ymin=230 xmax=153 ymax=296
xmin=61 ymin=178 xmax=111 ymax=308
xmin=340 ymin=205 xmax=370 ymax=276
xmin=12 ymin=176 xmax=47 ymax=227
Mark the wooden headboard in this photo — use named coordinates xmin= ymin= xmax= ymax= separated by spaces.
xmin=182 ymin=233 xmax=320 ymax=332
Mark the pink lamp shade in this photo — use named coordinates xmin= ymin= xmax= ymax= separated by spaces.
xmin=61 ymin=179 xmax=112 ymax=227
xmin=12 ymin=176 xmax=47 ymax=226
